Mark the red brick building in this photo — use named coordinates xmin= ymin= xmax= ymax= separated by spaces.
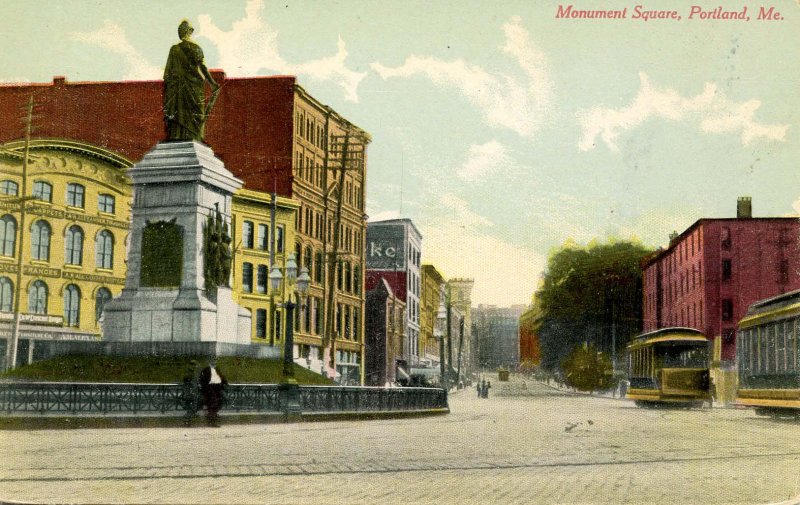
xmin=642 ymin=198 xmax=800 ymax=363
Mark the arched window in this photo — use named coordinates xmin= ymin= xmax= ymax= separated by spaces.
xmin=65 ymin=225 xmax=84 ymax=265
xmin=304 ymin=246 xmax=312 ymax=276
xmin=32 ymin=181 xmax=52 ymax=202
xmin=0 ymin=214 xmax=16 ymax=257
xmin=64 ymin=284 xmax=81 ymax=326
xmin=0 ymin=276 xmax=12 ymax=312
xmin=95 ymin=287 xmax=112 ymax=321
xmin=314 ymin=251 xmax=323 ymax=284
xmin=295 ymin=243 xmax=302 ymax=267
xmin=95 ymin=230 xmax=114 ymax=269
xmin=28 ymin=280 xmax=47 ymax=314
xmin=0 ymin=180 xmax=18 ymax=196
xmin=30 ymin=220 xmax=51 ymax=261
xmin=66 ymin=183 xmax=85 ymax=208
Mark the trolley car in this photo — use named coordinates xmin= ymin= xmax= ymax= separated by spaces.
xmin=736 ymin=289 xmax=800 ymax=416
xmin=626 ymin=328 xmax=711 ymax=407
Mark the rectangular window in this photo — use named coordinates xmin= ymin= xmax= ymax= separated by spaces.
xmin=314 ymin=297 xmax=322 ymax=335
xmin=274 ymin=310 xmax=282 ymax=341
xmin=275 ymin=226 xmax=284 ymax=253
xmin=242 ymin=262 xmax=253 ymax=293
xmin=766 ymin=324 xmax=776 ymax=373
xmin=304 ymin=298 xmax=311 ymax=333
xmin=780 ymin=259 xmax=790 ymax=285
xmin=352 ymin=308 xmax=359 ymax=342
xmin=255 ymin=309 xmax=267 ymax=338
xmin=721 ymin=299 xmax=733 ymax=322
xmin=721 ymin=259 xmax=732 ymax=281
xmin=243 ymin=221 xmax=254 ymax=249
xmin=778 ymin=321 xmax=788 ymax=372
xmin=66 ymin=183 xmax=85 ymax=208
xmin=257 ymin=224 xmax=269 ymax=251
xmin=344 ymin=305 xmax=351 ymax=339
xmin=32 ymin=181 xmax=52 ymax=202
xmin=256 ymin=264 xmax=268 ymax=294
xmin=98 ymin=194 xmax=115 ymax=214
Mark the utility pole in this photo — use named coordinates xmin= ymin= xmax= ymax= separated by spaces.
xmin=456 ymin=317 xmax=465 ymax=388
xmin=7 ymin=95 xmax=35 ymax=371
xmin=445 ymin=283 xmax=452 ymax=389
xmin=323 ymin=128 xmax=365 ymax=377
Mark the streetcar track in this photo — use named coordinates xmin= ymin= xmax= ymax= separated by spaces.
xmin=2 ymin=449 xmax=800 ymax=482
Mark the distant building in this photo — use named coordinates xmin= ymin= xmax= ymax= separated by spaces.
xmin=420 ymin=264 xmax=446 ymax=367
xmin=472 ymin=304 xmax=527 ymax=370
xmin=365 ymin=218 xmax=422 ymax=365
xmin=447 ymin=279 xmax=475 ymax=373
xmin=518 ymin=300 xmax=542 ymax=367
xmin=364 ymin=277 xmax=405 ymax=386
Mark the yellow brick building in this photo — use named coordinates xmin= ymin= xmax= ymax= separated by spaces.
xmin=0 ymin=140 xmax=131 ymax=368
xmin=229 ymin=188 xmax=299 ymax=348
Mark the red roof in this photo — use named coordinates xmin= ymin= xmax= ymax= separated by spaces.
xmin=0 ymin=72 xmax=297 ymax=196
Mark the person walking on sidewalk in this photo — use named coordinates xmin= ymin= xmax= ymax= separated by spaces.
xmin=199 ymin=358 xmax=228 ymax=427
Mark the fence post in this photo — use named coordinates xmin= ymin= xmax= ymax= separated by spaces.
xmin=278 ymin=382 xmax=301 ymax=422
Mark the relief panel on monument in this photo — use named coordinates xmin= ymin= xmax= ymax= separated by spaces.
xmin=140 ymin=220 xmax=183 ymax=287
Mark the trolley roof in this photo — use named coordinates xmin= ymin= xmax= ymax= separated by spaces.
xmin=739 ymin=288 xmax=800 ymax=329
xmin=627 ymin=327 xmax=708 ymax=350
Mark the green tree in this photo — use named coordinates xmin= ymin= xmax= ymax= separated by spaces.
xmin=561 ymin=343 xmax=614 ymax=392
xmin=535 ymin=239 xmax=654 ymax=371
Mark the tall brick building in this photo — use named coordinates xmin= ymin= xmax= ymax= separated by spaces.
xmin=642 ymin=198 xmax=800 ymax=400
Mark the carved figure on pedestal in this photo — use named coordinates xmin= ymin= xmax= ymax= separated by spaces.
xmin=203 ymin=208 xmax=232 ymax=290
xmin=163 ymin=20 xmax=220 ymax=141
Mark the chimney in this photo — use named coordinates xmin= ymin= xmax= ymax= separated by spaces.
xmin=737 ymin=196 xmax=752 ymax=219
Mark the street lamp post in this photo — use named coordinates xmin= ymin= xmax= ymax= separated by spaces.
xmin=268 ymin=252 xmax=310 ymax=381
xmin=269 ymin=252 xmax=309 ymax=421
xmin=437 ymin=302 xmax=447 ymax=391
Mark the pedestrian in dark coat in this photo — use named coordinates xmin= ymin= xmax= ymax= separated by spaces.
xmin=181 ymin=360 xmax=201 ymax=426
xmin=484 ymin=381 xmax=492 ymax=398
xmin=199 ymin=359 xmax=228 ymax=427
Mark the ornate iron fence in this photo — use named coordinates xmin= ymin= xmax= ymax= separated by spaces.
xmin=298 ymin=386 xmax=448 ymax=413
xmin=0 ymin=382 xmax=447 ymax=416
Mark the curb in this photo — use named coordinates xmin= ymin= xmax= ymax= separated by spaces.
xmin=0 ymin=408 xmax=450 ymax=430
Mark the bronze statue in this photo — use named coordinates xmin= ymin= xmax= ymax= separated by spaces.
xmin=163 ymin=20 xmax=220 ymax=141
xmin=203 ymin=208 xmax=232 ymax=290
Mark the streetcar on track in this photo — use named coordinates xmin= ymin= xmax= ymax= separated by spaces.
xmin=736 ymin=289 xmax=800 ymax=417
xmin=626 ymin=327 xmax=711 ymax=408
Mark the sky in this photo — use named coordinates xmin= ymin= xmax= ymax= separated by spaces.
xmin=1 ymin=0 xmax=798 ymax=306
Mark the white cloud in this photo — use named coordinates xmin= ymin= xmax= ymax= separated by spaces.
xmin=457 ymin=141 xmax=512 ymax=182
xmin=197 ymin=0 xmax=366 ymax=102
xmin=69 ymin=20 xmax=160 ymax=80
xmin=371 ymin=16 xmax=552 ymax=138
xmin=416 ymin=193 xmax=541 ymax=306
xmin=792 ymin=198 xmax=800 ymax=216
xmin=578 ymin=72 xmax=789 ymax=151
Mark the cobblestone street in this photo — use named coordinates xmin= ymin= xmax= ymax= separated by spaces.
xmin=1 ymin=378 xmax=799 ymax=504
